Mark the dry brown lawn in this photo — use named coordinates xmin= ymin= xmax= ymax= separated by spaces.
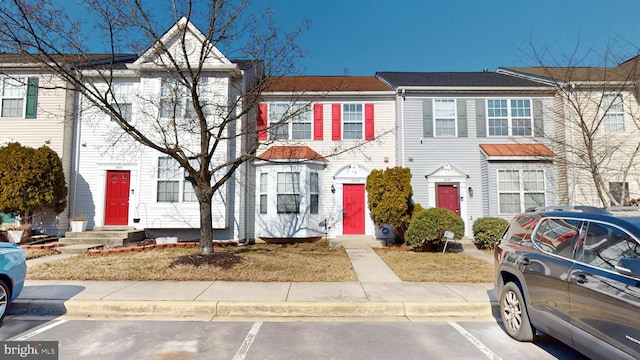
xmin=27 ymin=241 xmax=494 ymax=282
xmin=25 ymin=248 xmax=59 ymax=260
xmin=28 ymin=241 xmax=358 ymax=282
xmin=374 ymin=247 xmax=494 ymax=283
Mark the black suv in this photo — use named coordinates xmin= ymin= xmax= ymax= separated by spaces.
xmin=494 ymin=206 xmax=640 ymax=360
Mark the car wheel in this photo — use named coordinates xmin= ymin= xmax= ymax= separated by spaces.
xmin=500 ymin=281 xmax=534 ymax=341
xmin=0 ymin=279 xmax=10 ymax=323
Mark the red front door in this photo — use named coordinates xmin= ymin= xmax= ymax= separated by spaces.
xmin=105 ymin=170 xmax=130 ymax=225
xmin=343 ymin=184 xmax=365 ymax=234
xmin=437 ymin=184 xmax=460 ymax=216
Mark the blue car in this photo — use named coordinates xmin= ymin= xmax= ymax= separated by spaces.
xmin=0 ymin=242 xmax=26 ymax=322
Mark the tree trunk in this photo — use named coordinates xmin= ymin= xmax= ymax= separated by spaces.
xmin=197 ymin=191 xmax=214 ymax=255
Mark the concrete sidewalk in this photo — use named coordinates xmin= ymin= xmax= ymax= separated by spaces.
xmin=11 ymin=237 xmax=498 ymax=320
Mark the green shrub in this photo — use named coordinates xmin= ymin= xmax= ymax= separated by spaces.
xmin=472 ymin=217 xmax=509 ymax=250
xmin=405 ymin=208 xmax=464 ymax=251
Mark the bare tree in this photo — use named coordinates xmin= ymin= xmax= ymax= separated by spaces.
xmin=0 ymin=0 xmax=309 ymax=254
xmin=503 ymin=41 xmax=640 ymax=207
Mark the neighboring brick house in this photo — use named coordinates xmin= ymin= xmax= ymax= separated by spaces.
xmin=69 ymin=18 xmax=259 ymax=242
xmin=256 ymin=76 xmax=396 ymax=240
xmin=376 ymin=72 xmax=558 ymax=235
xmin=498 ymin=58 xmax=640 ymax=207
xmin=0 ymin=55 xmax=80 ymax=234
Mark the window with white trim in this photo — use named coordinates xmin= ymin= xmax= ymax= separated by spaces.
xmin=602 ymin=94 xmax=625 ymax=133
xmin=157 ymin=156 xmax=197 ymax=203
xmin=342 ymin=104 xmax=363 ymax=139
xmin=310 ymin=172 xmax=319 ymax=214
xmin=1 ymin=77 xmax=25 ymax=117
xmin=277 ymin=172 xmax=300 ymax=213
xmin=487 ymin=99 xmax=532 ymax=136
xmin=434 ymin=99 xmax=456 ymax=136
xmin=157 ymin=157 xmax=180 ymax=202
xmin=160 ymin=77 xmax=207 ymax=119
xmin=498 ymin=169 xmax=545 ymax=214
xmin=268 ymin=103 xmax=312 ymax=140
xmin=111 ymin=82 xmax=133 ymax=121
xmin=259 ymin=173 xmax=268 ymax=214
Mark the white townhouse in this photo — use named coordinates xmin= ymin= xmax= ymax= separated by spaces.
xmin=499 ymin=59 xmax=640 ymax=207
xmin=256 ymin=76 xmax=396 ymax=241
xmin=70 ymin=18 xmax=259 ymax=242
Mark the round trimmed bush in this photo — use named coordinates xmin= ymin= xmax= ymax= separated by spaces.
xmin=405 ymin=208 xmax=464 ymax=251
xmin=472 ymin=217 xmax=509 ymax=250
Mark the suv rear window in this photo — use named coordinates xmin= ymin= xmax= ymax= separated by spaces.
xmin=503 ymin=214 xmax=541 ymax=244
xmin=533 ymin=218 xmax=581 ymax=257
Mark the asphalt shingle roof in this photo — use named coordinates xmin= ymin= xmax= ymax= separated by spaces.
xmin=376 ymin=72 xmax=548 ymax=88
xmin=266 ymin=76 xmax=391 ymax=92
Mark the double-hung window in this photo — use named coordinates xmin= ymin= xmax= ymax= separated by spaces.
xmin=269 ymin=104 xmax=291 ymax=140
xmin=498 ymin=169 xmax=545 ymax=214
xmin=1 ymin=77 xmax=25 ymax=117
xmin=259 ymin=173 xmax=268 ymax=214
xmin=277 ymin=172 xmax=300 ymax=213
xmin=602 ymin=94 xmax=625 ymax=133
xmin=291 ymin=104 xmax=312 ymax=139
xmin=487 ymin=99 xmax=532 ymax=136
xmin=268 ymin=103 xmax=312 ymax=140
xmin=342 ymin=104 xmax=363 ymax=139
xmin=157 ymin=156 xmax=197 ymax=203
xmin=309 ymin=172 xmax=319 ymax=214
xmin=160 ymin=77 xmax=207 ymax=119
xmin=111 ymin=82 xmax=134 ymax=121
xmin=157 ymin=157 xmax=180 ymax=202
xmin=160 ymin=78 xmax=183 ymax=118
xmin=434 ymin=99 xmax=456 ymax=136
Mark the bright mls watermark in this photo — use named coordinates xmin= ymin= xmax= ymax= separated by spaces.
xmin=1 ymin=341 xmax=58 ymax=359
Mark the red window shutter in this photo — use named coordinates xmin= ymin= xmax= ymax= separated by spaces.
xmin=257 ymin=103 xmax=268 ymax=141
xmin=313 ymin=104 xmax=323 ymax=140
xmin=365 ymin=103 xmax=374 ymax=140
xmin=332 ymin=104 xmax=341 ymax=140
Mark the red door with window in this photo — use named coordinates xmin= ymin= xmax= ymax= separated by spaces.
xmin=343 ymin=184 xmax=365 ymax=234
xmin=437 ymin=184 xmax=460 ymax=216
xmin=105 ymin=170 xmax=130 ymax=225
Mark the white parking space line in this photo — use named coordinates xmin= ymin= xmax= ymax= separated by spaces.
xmin=12 ymin=320 xmax=68 ymax=341
xmin=449 ymin=322 xmax=503 ymax=360
xmin=232 ymin=321 xmax=263 ymax=360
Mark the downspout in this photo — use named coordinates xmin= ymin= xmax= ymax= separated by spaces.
xmin=71 ymin=90 xmax=82 ymax=218
xmin=399 ymin=88 xmax=406 ymax=167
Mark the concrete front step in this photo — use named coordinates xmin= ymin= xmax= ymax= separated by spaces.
xmin=330 ymin=236 xmax=385 ymax=248
xmin=61 ymin=229 xmax=146 ymax=248
xmin=58 ymin=244 xmax=104 ymax=255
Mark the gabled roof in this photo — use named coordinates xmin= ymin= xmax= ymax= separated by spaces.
xmin=265 ymin=76 xmax=391 ymax=92
xmin=0 ymin=53 xmax=137 ymax=69
xmin=480 ymin=144 xmax=555 ymax=159
xmin=257 ymin=146 xmax=327 ymax=162
xmin=376 ymin=72 xmax=547 ymax=88
xmin=499 ymin=55 xmax=640 ymax=83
